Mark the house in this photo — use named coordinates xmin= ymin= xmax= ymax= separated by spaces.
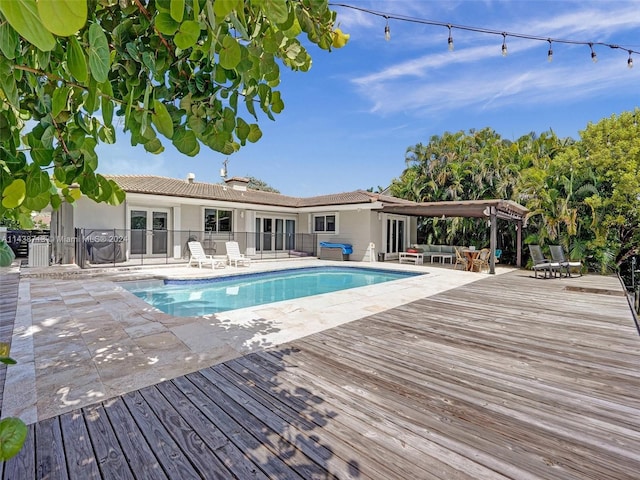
xmin=51 ymin=174 xmax=418 ymax=265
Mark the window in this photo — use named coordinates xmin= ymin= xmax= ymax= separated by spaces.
xmin=204 ymin=209 xmax=232 ymax=232
xmin=314 ymin=214 xmax=336 ymax=232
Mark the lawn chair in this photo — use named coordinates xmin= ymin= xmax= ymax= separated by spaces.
xmin=549 ymin=245 xmax=583 ymax=277
xmin=528 ymin=245 xmax=561 ymax=278
xmin=225 ymin=241 xmax=251 ymax=267
xmin=453 ymin=247 xmax=468 ymax=271
xmin=188 ymin=241 xmax=225 ymax=269
xmin=472 ymin=248 xmax=491 ymax=272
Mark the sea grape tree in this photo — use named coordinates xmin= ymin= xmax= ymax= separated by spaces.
xmin=0 ymin=0 xmax=348 ymax=225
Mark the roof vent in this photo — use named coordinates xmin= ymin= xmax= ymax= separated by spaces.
xmin=186 ymin=172 xmax=195 ymax=183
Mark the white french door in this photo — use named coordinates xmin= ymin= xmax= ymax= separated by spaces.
xmin=386 ymin=217 xmax=406 ymax=255
xmin=255 ymin=216 xmax=296 ymax=252
xmin=130 ymin=208 xmax=170 ymax=256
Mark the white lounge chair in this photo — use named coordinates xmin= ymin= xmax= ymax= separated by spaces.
xmin=225 ymin=241 xmax=251 ymax=267
xmin=188 ymin=241 xmax=225 ymax=269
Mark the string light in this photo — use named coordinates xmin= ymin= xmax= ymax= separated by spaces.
xmin=330 ymin=2 xmax=640 ymax=68
xmin=589 ymin=43 xmax=597 ymax=63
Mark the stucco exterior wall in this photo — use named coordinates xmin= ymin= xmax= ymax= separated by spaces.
xmin=74 ymin=198 xmax=126 ymax=229
xmin=180 ymin=204 xmax=202 ymax=231
xmin=314 ymin=209 xmax=380 ymax=262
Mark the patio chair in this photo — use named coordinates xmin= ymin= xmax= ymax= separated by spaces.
xmin=549 ymin=245 xmax=583 ymax=277
xmin=188 ymin=241 xmax=225 ymax=269
xmin=226 ymin=241 xmax=251 ymax=267
xmin=471 ymin=248 xmax=491 ymax=272
xmin=453 ymin=247 xmax=468 ymax=271
xmin=528 ymin=245 xmax=561 ymax=279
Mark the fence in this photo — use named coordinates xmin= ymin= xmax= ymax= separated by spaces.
xmin=5 ymin=230 xmax=50 ymax=257
xmin=74 ymin=228 xmax=318 ymax=268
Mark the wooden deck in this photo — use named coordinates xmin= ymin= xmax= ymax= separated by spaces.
xmin=2 ymin=270 xmax=640 ymax=479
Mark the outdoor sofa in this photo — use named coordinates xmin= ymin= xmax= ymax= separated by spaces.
xmin=410 ymin=244 xmax=466 ymax=263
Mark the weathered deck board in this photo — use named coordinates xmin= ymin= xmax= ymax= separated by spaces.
xmin=3 ymin=271 xmax=640 ymax=479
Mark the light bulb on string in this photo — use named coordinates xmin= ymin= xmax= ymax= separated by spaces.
xmin=330 ymin=3 xmax=640 ymax=70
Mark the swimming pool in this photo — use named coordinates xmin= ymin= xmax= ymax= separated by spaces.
xmin=123 ymin=266 xmax=422 ymax=317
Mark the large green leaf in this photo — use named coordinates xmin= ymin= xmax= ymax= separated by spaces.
xmin=29 ymin=144 xmax=53 ymax=167
xmin=235 ymin=117 xmax=250 ymax=142
xmin=155 ymin=12 xmax=179 ymax=35
xmin=26 ymin=169 xmax=51 ymax=196
xmin=79 ymin=171 xmax=98 ymax=195
xmin=270 ymin=90 xmax=284 ymax=113
xmin=37 ymin=0 xmax=87 ymax=37
xmin=247 ymin=124 xmax=262 ymax=143
xmin=2 ymin=150 xmax=26 ymax=173
xmin=170 ymin=0 xmax=184 ymax=22
xmin=0 ymin=417 xmax=26 ymax=461
xmin=143 ymin=137 xmax=164 ymax=154
xmin=67 ymin=36 xmax=88 ymax=83
xmin=40 ymin=125 xmax=56 ymax=149
xmin=0 ymin=58 xmax=19 ymax=108
xmin=219 ymin=35 xmax=241 ymax=69
xmin=214 ymin=0 xmax=239 ymax=18
xmin=174 ymin=20 xmax=200 ymax=50
xmin=52 ymin=86 xmax=71 ymax=118
xmin=0 ymin=0 xmax=55 ymax=52
xmin=80 ymin=137 xmax=98 ymax=171
xmin=1 ymin=179 xmax=26 ymax=208
xmin=23 ymin=191 xmax=50 ymax=211
xmin=0 ymin=22 xmax=19 ymax=59
xmin=172 ymin=127 xmax=199 ymax=156
xmin=262 ymin=0 xmax=289 ymax=24
xmin=151 ymin=100 xmax=174 ymax=138
xmin=94 ymin=174 xmax=112 ymax=202
xmin=88 ymin=23 xmax=110 ymax=83
xmin=106 ymin=179 xmax=125 ymax=205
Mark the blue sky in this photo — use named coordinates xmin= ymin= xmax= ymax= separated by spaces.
xmin=99 ymin=0 xmax=640 ymax=197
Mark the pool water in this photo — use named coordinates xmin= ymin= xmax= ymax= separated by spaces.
xmin=123 ymin=266 xmax=422 ymax=317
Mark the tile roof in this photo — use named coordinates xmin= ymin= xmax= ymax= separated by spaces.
xmin=105 ymin=175 xmax=409 ymax=209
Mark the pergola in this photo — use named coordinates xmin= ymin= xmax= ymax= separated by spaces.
xmin=380 ymin=199 xmax=529 ymax=274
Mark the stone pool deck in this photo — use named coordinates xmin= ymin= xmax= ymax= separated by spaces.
xmin=1 ymin=258 xmax=502 ymax=423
